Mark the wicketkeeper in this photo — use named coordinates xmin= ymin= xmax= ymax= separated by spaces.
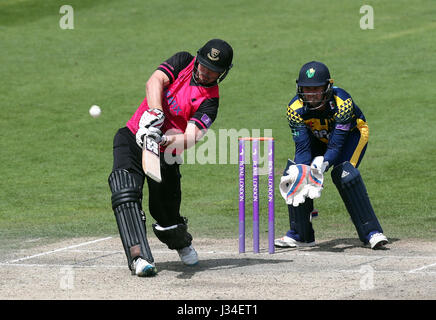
xmin=276 ymin=61 xmax=388 ymax=250
xmin=108 ymin=39 xmax=233 ymax=276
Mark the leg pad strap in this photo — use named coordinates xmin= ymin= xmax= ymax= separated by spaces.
xmin=152 ymin=218 xmax=192 ymax=250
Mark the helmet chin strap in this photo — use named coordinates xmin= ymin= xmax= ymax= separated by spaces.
xmin=299 ymin=81 xmax=333 ymax=110
xmin=307 ymin=102 xmax=326 ymax=110
xmin=192 ymin=71 xmax=217 ymax=88
xmin=192 ymin=60 xmax=218 ymax=88
xmin=192 ymin=57 xmax=233 ymax=87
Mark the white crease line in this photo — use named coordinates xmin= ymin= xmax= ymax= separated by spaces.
xmin=69 ymin=249 xmax=235 ymax=255
xmin=409 ymin=262 xmax=436 ymax=273
xmin=3 ymin=237 xmax=113 ymax=264
xmin=338 ymin=269 xmax=436 ymax=274
xmin=1 ymin=263 xmax=436 ymax=275
xmin=68 ymin=250 xmax=122 ymax=254
xmin=3 ymin=238 xmax=436 ymax=273
xmin=296 ymin=251 xmax=436 ymax=260
xmin=0 ymin=263 xmax=125 ymax=269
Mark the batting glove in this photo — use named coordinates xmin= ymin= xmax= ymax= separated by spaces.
xmin=136 ymin=108 xmax=165 ymax=148
xmin=136 ymin=127 xmax=168 ymax=149
xmin=146 ymin=127 xmax=168 ymax=145
xmin=139 ymin=108 xmax=165 ymax=129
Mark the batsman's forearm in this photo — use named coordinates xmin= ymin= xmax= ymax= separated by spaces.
xmin=145 ymin=70 xmax=170 ymax=111
xmin=164 ymin=132 xmax=198 ymax=150
xmin=163 ymin=125 xmax=205 ymax=153
xmin=145 ymin=78 xmax=164 ymax=110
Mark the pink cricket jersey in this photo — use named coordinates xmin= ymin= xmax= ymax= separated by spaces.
xmin=126 ymin=58 xmax=219 ymax=137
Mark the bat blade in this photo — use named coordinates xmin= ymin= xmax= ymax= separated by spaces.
xmin=142 ymin=135 xmax=162 ymax=183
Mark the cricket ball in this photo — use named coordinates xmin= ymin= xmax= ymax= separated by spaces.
xmin=89 ymin=105 xmax=101 ymax=118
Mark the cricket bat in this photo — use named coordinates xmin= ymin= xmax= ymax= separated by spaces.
xmin=142 ymin=135 xmax=162 ymax=183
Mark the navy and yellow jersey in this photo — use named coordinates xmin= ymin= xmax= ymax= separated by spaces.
xmin=286 ymin=87 xmax=369 ymax=166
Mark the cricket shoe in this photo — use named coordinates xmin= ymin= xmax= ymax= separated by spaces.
xmin=177 ymin=245 xmax=198 ymax=266
xmin=368 ymin=232 xmax=388 ymax=249
xmin=132 ymin=258 xmax=157 ymax=277
xmin=274 ymin=235 xmax=316 ymax=248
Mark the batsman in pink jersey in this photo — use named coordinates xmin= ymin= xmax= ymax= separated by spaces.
xmin=108 ymin=39 xmax=233 ymax=277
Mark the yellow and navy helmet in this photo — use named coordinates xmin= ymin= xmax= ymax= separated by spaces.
xmin=296 ymin=61 xmax=334 ymax=110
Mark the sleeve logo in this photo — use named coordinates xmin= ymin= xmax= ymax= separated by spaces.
xmin=201 ymin=114 xmax=212 ymax=127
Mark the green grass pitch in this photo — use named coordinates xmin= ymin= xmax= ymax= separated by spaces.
xmin=1 ymin=0 xmax=435 ymax=250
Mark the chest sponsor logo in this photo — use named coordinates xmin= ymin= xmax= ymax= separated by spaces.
xmin=306 ymin=119 xmax=332 ymax=140
xmin=166 ymin=90 xmax=182 ymax=115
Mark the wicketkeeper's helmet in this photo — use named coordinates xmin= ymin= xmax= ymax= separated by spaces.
xmin=296 ymin=61 xmax=334 ymax=110
xmin=193 ymin=39 xmax=233 ymax=86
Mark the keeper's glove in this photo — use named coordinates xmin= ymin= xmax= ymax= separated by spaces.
xmin=279 ymin=162 xmax=311 ymax=207
xmin=306 ymin=156 xmax=328 ymax=199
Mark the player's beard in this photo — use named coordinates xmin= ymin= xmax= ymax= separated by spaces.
xmin=192 ymin=65 xmax=217 ymax=88
xmin=304 ymin=94 xmax=326 ymax=110
xmin=308 ymin=101 xmax=326 ymax=110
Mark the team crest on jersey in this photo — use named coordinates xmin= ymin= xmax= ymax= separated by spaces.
xmin=329 ymin=101 xmax=335 ymax=109
xmin=306 ymin=68 xmax=315 ymax=78
xmin=207 ymin=48 xmax=220 ymax=61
